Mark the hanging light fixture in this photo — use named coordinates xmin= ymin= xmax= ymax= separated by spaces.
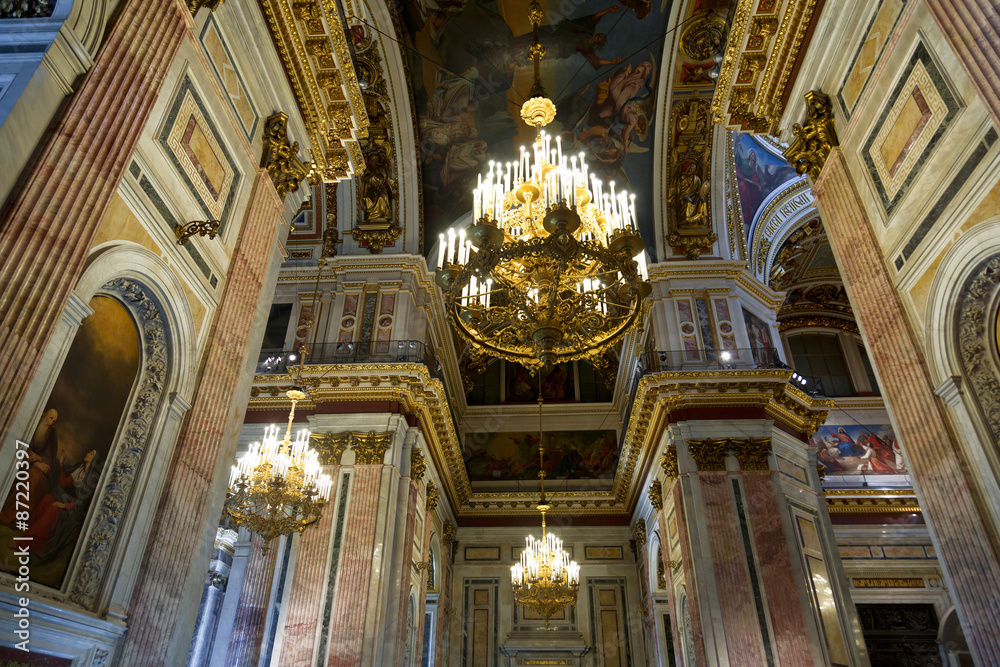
xmin=511 ymin=381 xmax=581 ymax=624
xmin=225 ymin=260 xmax=333 ymax=548
xmin=435 ymin=0 xmax=651 ymax=370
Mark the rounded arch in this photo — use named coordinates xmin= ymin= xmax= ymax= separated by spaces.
xmin=937 ymin=606 xmax=973 ymax=664
xmin=647 ymin=530 xmax=665 ymax=594
xmin=924 ymin=217 xmax=1000 ymax=388
xmin=750 ymin=179 xmax=818 ymax=283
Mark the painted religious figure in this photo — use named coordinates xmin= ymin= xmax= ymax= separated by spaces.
xmin=811 ymin=424 xmax=904 ymax=475
xmin=733 ymin=132 xmax=799 ymax=235
xmin=504 ymin=362 xmax=575 ymax=403
xmin=0 ymin=296 xmax=140 ymax=588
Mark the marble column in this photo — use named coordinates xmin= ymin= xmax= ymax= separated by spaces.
xmin=924 ymin=0 xmax=1000 ymax=130
xmin=277 ymin=464 xmax=339 ymax=664
xmin=654 ymin=504 xmax=683 ymax=666
xmin=225 ymin=534 xmax=280 ymax=665
xmin=188 ymin=528 xmax=239 ymax=666
xmin=813 ymin=147 xmax=1000 ymax=664
xmin=666 ymin=426 xmax=865 ymax=667
xmin=118 ymin=171 xmax=285 ymax=664
xmin=0 ymin=0 xmax=189 ymax=443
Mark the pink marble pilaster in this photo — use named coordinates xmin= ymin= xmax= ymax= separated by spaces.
xmin=0 ymin=0 xmax=190 ymax=443
xmin=672 ymin=482 xmax=709 ymax=667
xmin=396 ymin=480 xmax=421 ymax=663
xmin=700 ymin=473 xmax=767 ymax=667
xmin=326 ymin=465 xmax=383 ymax=667
xmin=654 ymin=495 xmax=683 ymax=666
xmin=119 ymin=171 xmax=284 ymax=664
xmin=742 ymin=474 xmax=813 ymax=666
xmin=814 ymin=147 xmax=1000 ymax=663
xmin=278 ymin=464 xmax=339 ymax=664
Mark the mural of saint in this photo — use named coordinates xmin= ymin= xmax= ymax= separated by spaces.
xmin=0 ymin=296 xmax=140 ymax=588
xmin=811 ymin=424 xmax=904 ymax=475
xmin=733 ymin=132 xmax=800 ymax=235
xmin=505 ymin=362 xmax=575 ymax=402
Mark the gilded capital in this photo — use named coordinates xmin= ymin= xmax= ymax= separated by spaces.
xmin=351 ymin=431 xmax=392 ymax=465
xmin=730 ymin=438 xmax=772 ymax=472
xmin=688 ymin=439 xmax=729 ymax=471
xmin=660 ymin=446 xmax=679 ymax=479
xmin=648 ymin=481 xmax=663 ymax=511
xmin=311 ymin=432 xmax=351 ymax=466
xmin=261 ymin=112 xmax=310 ymax=200
xmin=783 ymin=90 xmax=839 ymax=180
xmin=633 ymin=519 xmax=647 ymax=546
xmin=411 ymin=448 xmax=427 ymax=482
xmin=426 ymin=481 xmax=440 ymax=512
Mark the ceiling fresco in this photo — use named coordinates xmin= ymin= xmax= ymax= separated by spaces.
xmin=395 ymin=0 xmax=676 ymax=257
xmin=732 ymin=131 xmax=799 ymax=240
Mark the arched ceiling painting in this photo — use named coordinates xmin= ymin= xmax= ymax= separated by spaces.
xmin=732 ymin=131 xmax=800 ymax=242
xmin=395 ymin=0 xmax=676 ymax=258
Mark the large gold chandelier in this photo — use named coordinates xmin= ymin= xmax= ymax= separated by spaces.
xmin=434 ymin=1 xmax=651 ymax=370
xmin=511 ymin=390 xmax=581 ymax=624
xmin=225 ymin=388 xmax=333 ymax=548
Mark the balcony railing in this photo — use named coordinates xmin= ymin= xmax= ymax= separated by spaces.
xmin=257 ymin=340 xmax=438 ymax=375
xmin=641 ymin=347 xmax=782 ymax=373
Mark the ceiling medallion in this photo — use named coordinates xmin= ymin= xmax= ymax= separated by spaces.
xmin=434 ymin=0 xmax=651 ymax=369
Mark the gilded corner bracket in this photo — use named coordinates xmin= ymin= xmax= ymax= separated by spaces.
xmin=783 ymin=90 xmax=839 ymax=180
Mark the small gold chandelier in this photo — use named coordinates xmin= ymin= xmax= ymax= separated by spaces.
xmin=511 ymin=390 xmax=581 ymax=625
xmin=435 ymin=0 xmax=651 ymax=370
xmin=225 ymin=387 xmax=333 ymax=548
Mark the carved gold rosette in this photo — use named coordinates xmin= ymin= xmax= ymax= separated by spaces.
xmin=257 ymin=0 xmax=369 ymax=181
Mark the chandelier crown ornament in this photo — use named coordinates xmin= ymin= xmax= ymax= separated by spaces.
xmin=434 ymin=0 xmax=651 ymax=370
xmin=510 ymin=388 xmax=581 ymax=625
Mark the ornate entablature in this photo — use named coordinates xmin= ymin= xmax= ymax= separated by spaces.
xmin=710 ymin=0 xmax=821 ymax=133
xmin=257 ymin=0 xmax=370 ymax=181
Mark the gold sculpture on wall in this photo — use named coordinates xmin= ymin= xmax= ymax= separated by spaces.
xmin=411 ymin=448 xmax=427 ymax=482
xmin=783 ymin=90 xmax=839 ymax=180
xmin=667 ymin=99 xmax=718 ymax=259
xmin=648 ymin=481 xmax=663 ymax=511
xmin=426 ymin=481 xmax=440 ymax=511
xmin=661 ymin=446 xmax=679 ymax=479
xmin=352 ymin=33 xmax=402 ymax=254
xmin=262 ymin=112 xmax=310 ymax=200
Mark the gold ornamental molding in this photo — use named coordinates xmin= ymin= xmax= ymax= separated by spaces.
xmin=710 ymin=0 xmax=821 ymax=132
xmin=824 ymin=490 xmax=921 ymax=515
xmin=778 ymin=314 xmax=859 ymax=334
xmin=633 ymin=519 xmax=647 ymax=546
xmin=257 ymin=0 xmax=369 ymax=181
xmin=660 ymin=446 xmax=679 ymax=480
xmin=782 ymin=90 xmax=839 ymax=179
xmin=309 ymin=430 xmax=391 ymax=465
xmin=189 ymin=0 xmax=225 ymax=14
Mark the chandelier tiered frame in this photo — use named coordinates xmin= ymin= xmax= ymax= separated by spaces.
xmin=225 ymin=389 xmax=333 ymax=548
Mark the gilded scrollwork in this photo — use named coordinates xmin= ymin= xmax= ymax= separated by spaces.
xmin=262 ymin=113 xmax=310 ymax=200
xmin=311 ymin=432 xmax=351 ymax=465
xmin=660 ymin=445 xmax=679 ymax=479
xmin=783 ymin=90 xmax=839 ymax=180
xmin=69 ymin=279 xmax=168 ymax=609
